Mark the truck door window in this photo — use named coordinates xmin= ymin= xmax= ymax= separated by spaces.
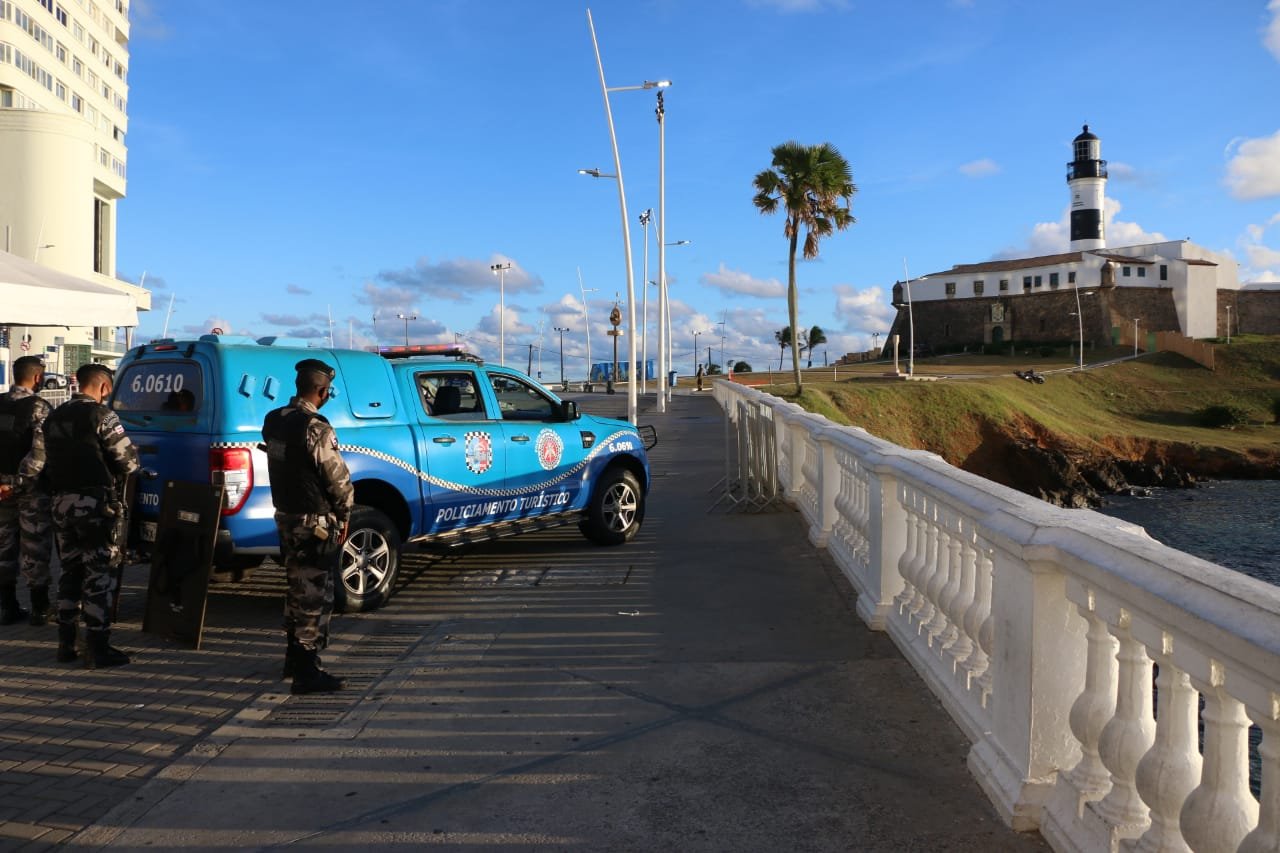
xmin=416 ymin=372 xmax=483 ymax=420
xmin=489 ymin=374 xmax=555 ymax=421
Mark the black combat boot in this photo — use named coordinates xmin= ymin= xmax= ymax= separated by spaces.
xmin=282 ymin=629 xmax=325 ymax=679
xmin=28 ymin=585 xmax=52 ymax=627
xmin=85 ymin=631 xmax=130 ymax=668
xmin=290 ymin=647 xmax=344 ymax=695
xmin=56 ymin=622 xmax=79 ymax=663
xmin=0 ymin=584 xmax=29 ymax=625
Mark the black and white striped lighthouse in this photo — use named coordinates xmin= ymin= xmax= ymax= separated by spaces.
xmin=1067 ymin=124 xmax=1107 ymax=251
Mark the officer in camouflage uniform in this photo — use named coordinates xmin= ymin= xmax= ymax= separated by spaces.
xmin=21 ymin=363 xmax=139 ymax=667
xmin=262 ymin=358 xmax=353 ymax=695
xmin=0 ymin=356 xmax=56 ymax=625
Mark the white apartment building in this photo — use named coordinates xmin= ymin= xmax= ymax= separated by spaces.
xmin=0 ymin=0 xmax=149 ymax=380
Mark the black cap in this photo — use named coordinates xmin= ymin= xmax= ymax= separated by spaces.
xmin=294 ymin=358 xmax=335 ymax=379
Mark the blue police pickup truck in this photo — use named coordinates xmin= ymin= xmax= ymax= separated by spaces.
xmin=111 ymin=336 xmax=655 ymax=611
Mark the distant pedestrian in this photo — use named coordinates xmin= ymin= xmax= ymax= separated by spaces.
xmin=0 ymin=356 xmax=56 ymax=626
xmin=696 ymin=364 xmax=705 ymax=391
xmin=262 ymin=358 xmax=353 ymax=695
xmin=21 ymin=363 xmax=138 ymax=666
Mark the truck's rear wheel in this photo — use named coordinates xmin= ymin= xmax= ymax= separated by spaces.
xmin=581 ymin=467 xmax=644 ymax=546
xmin=334 ymin=506 xmax=400 ymax=612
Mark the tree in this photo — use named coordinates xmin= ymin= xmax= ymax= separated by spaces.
xmin=774 ymin=326 xmax=792 ymax=370
xmin=733 ymin=361 xmax=752 ymax=373
xmin=753 ymin=142 xmax=856 ymax=391
xmin=706 ymin=363 xmax=722 ymax=375
xmin=806 ymin=325 xmax=827 ymax=368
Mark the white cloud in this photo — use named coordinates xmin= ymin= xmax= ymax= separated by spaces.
xmin=1225 ymin=129 xmax=1280 ymax=199
xmin=286 ymin=283 xmax=312 ymax=296
xmin=959 ymin=158 xmax=1000 ymax=178
xmin=1237 ymin=213 xmax=1280 ymax=282
xmin=373 ymin=254 xmax=541 ymax=303
xmin=700 ymin=263 xmax=786 ymax=298
xmin=746 ymin=0 xmax=849 ymax=11
xmin=834 ymin=285 xmax=896 ymax=333
xmin=1266 ymin=0 xmax=1280 ymax=61
xmin=996 ymin=197 xmax=1166 ymax=258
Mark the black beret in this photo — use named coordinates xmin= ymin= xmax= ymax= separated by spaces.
xmin=294 ymin=358 xmax=335 ymax=379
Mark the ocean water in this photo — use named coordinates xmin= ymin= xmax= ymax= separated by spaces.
xmin=1097 ymin=479 xmax=1280 ymax=587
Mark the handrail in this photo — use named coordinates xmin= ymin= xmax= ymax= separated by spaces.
xmin=715 ymin=381 xmax=1279 ymax=850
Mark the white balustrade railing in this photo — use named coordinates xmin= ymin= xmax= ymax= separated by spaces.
xmin=713 ymin=380 xmax=1280 ymax=852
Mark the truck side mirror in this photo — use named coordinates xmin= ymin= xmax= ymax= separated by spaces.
xmin=559 ymin=400 xmax=580 ymax=422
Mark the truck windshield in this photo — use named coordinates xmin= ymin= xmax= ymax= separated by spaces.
xmin=113 ymin=361 xmax=205 ymax=413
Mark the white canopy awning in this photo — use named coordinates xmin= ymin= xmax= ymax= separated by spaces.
xmin=0 ymin=249 xmax=138 ymax=328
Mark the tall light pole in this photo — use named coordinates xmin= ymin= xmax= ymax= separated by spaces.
xmin=902 ymin=258 xmax=927 ymax=378
xmin=662 ymin=238 xmax=690 ymax=402
xmin=490 ymin=262 xmax=512 ymax=366
xmin=576 ymin=268 xmax=597 ymax=385
xmin=1133 ymin=318 xmax=1141 ymax=358
xmin=638 ymin=209 xmax=652 ymax=395
xmin=586 ymin=8 xmax=669 ymax=425
xmin=872 ymin=331 xmax=880 ymax=355
xmin=554 ymin=326 xmax=569 ymax=389
xmin=717 ymin=313 xmax=727 ymax=374
xmin=396 ymin=313 xmax=416 ymax=347
xmin=692 ymin=329 xmax=709 ymax=374
xmin=1071 ymin=288 xmax=1097 ymax=371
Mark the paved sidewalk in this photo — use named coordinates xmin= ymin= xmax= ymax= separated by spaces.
xmin=2 ymin=390 xmax=1045 ymax=851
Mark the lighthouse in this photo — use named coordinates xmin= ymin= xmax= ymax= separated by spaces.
xmin=1067 ymin=124 xmax=1107 ymax=251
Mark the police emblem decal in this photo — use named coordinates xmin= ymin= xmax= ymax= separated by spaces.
xmin=464 ymin=431 xmax=494 ymax=474
xmin=535 ymin=429 xmax=563 ymax=470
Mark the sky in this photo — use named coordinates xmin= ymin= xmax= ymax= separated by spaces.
xmin=117 ymin=0 xmax=1280 ymax=377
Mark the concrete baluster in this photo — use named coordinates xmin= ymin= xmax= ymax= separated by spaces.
xmin=960 ymin=538 xmax=993 ymax=692
xmin=935 ymin=514 xmax=966 ymax=653
xmin=854 ymin=463 xmax=871 ymax=564
xmin=858 ymin=466 xmax=906 ymax=631
xmin=1180 ymin=668 xmax=1261 ymax=853
xmin=809 ymin=433 xmax=839 ymax=548
xmin=1239 ymin=709 xmax=1279 ymax=853
xmin=1094 ymin=611 xmax=1155 ymax=840
xmin=786 ymin=415 xmax=807 ymax=499
xmin=916 ymin=503 xmax=946 ymax=638
xmin=1131 ymin=645 xmax=1201 ymax=853
xmin=893 ymin=486 xmax=920 ymax=617
xmin=945 ymin=527 xmax=978 ymax=668
xmin=1064 ymin=593 xmax=1119 ymax=806
xmin=907 ymin=497 xmax=936 ymax=626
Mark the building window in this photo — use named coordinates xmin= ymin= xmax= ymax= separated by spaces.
xmin=70 ymin=91 xmax=82 ymax=112
xmin=1068 ymin=271 xmax=1076 ymax=284
xmin=945 ymin=281 xmax=956 ymax=296
xmin=93 ymin=197 xmax=109 ymax=273
xmin=999 ymin=279 xmax=1009 ymax=292
xmin=56 ymin=4 xmax=67 ymax=25
xmin=1049 ymin=272 xmax=1059 ymax=288
xmin=973 ymin=280 xmax=984 ymax=295
xmin=72 ymin=56 xmax=81 ymax=75
xmin=1034 ymin=275 xmax=1042 ymax=287
xmin=55 ymin=79 xmax=65 ymax=100
xmin=1137 ymin=267 xmax=1146 ymax=278
xmin=1123 ymin=266 xmax=1131 ymax=277
xmin=1023 ymin=276 xmax=1032 ymax=291
xmin=1160 ymin=264 xmax=1168 ymax=281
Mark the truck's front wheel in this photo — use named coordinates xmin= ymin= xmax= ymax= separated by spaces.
xmin=334 ymin=506 xmax=400 ymax=612
xmin=581 ymin=467 xmax=645 ymax=546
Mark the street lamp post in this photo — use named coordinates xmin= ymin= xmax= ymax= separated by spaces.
xmin=1226 ymin=304 xmax=1232 ymax=343
xmin=662 ymin=239 xmax=690 ymax=403
xmin=639 ymin=209 xmax=652 ymax=395
xmin=902 ymin=258 xmax=927 ymax=378
xmin=1133 ymin=318 xmax=1141 ymax=358
xmin=692 ymin=329 xmax=709 ymax=374
xmin=1071 ymin=288 xmax=1097 ymax=371
xmin=490 ymin=262 xmax=512 ymax=366
xmin=872 ymin=331 xmax=880 ymax=356
xmin=585 ymin=8 xmax=669 ymax=425
xmin=396 ymin=313 xmax=417 ymax=347
xmin=576 ymin=268 xmax=597 ymax=386
xmin=554 ymin=326 xmax=569 ymax=390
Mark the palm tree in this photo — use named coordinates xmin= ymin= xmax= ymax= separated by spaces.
xmin=806 ymin=325 xmax=827 ymax=368
xmin=753 ymin=142 xmax=856 ymax=390
xmin=774 ymin=326 xmax=792 ymax=370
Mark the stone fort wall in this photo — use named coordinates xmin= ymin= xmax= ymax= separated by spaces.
xmin=1219 ymin=289 xmax=1280 ymax=336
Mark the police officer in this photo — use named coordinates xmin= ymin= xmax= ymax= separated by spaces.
xmin=0 ymin=356 xmax=56 ymax=625
xmin=21 ymin=363 xmax=139 ymax=666
xmin=262 ymin=358 xmax=353 ymax=695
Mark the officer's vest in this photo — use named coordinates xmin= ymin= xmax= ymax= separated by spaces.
xmin=0 ymin=393 xmax=45 ymax=476
xmin=44 ymin=399 xmax=116 ymax=492
xmin=263 ymin=406 xmax=331 ymax=514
